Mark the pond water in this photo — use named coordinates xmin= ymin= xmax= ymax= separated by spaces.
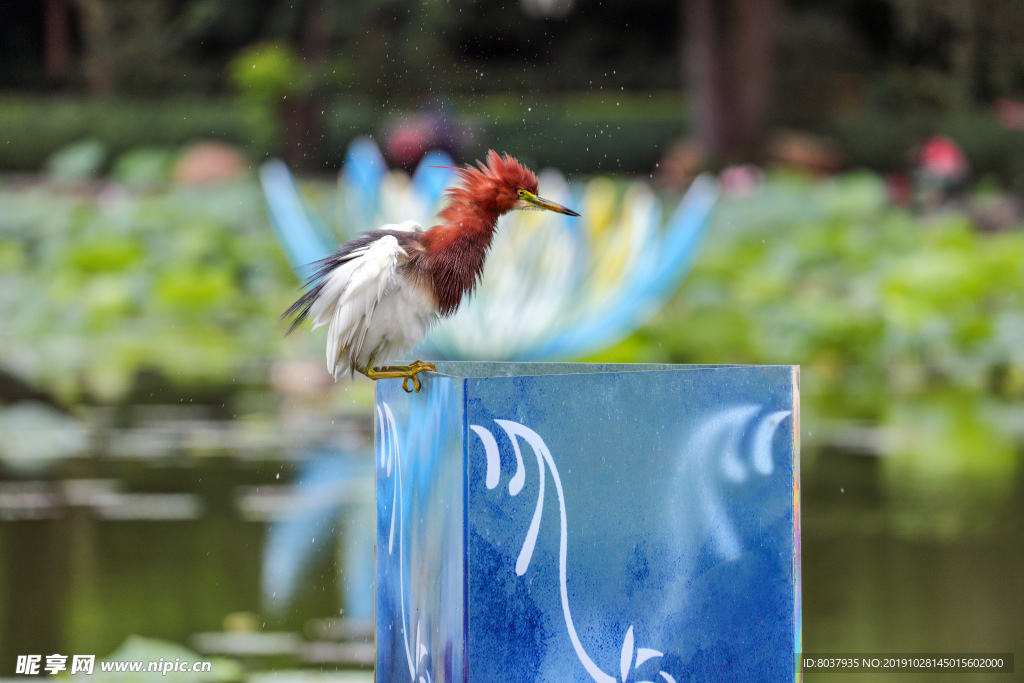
xmin=802 ymin=449 xmax=1023 ymax=681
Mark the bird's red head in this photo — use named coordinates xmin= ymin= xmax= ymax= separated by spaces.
xmin=436 ymin=150 xmax=579 ymax=225
xmin=423 ymin=150 xmax=579 ymax=315
xmin=450 ymin=150 xmax=539 ymax=214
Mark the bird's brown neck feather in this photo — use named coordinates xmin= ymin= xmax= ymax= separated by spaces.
xmin=420 ymin=201 xmax=501 ymax=316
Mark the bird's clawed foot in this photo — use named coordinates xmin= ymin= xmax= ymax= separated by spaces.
xmin=365 ymin=360 xmax=437 ymax=393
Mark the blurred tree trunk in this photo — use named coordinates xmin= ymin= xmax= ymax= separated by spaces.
xmin=282 ymin=0 xmax=335 ymax=171
xmin=72 ymin=0 xmax=115 ymax=96
xmin=949 ymin=0 xmax=978 ymax=110
xmin=43 ymin=0 xmax=73 ymax=82
xmin=684 ymin=0 xmax=779 ymax=161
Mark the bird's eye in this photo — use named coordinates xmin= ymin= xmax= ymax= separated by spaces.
xmin=517 ymin=189 xmax=526 ymax=198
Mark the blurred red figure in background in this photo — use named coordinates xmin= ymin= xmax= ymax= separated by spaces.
xmin=916 ymin=135 xmax=969 ymax=208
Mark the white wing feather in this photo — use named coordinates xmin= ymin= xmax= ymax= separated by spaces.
xmin=315 ymin=235 xmax=406 ymax=378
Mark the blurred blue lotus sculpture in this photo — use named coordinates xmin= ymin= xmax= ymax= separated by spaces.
xmin=262 ymin=137 xmax=718 ymax=360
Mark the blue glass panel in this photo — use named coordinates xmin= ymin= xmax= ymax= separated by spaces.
xmin=376 ymin=363 xmax=799 ymax=683
xmin=376 ymin=376 xmax=466 ymax=683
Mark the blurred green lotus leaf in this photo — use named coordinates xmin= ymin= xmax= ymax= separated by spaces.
xmin=155 ymin=268 xmax=236 ymax=310
xmin=883 ymin=248 xmax=984 ymax=322
xmin=112 ymin=147 xmax=175 ymax=188
xmin=84 ymin=273 xmax=136 ymax=320
xmin=46 ymin=139 xmax=108 ymax=184
xmin=818 ymin=171 xmax=888 ymax=217
xmin=174 ymin=223 xmax=228 ymax=263
xmin=67 ymin=237 xmax=143 ymax=272
xmin=0 ymin=241 xmax=25 ymax=272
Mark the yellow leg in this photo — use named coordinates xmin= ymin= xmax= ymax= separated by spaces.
xmin=363 ymin=360 xmax=437 ymax=393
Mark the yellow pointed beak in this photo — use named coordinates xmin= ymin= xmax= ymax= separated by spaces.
xmin=520 ymin=190 xmax=581 ymax=217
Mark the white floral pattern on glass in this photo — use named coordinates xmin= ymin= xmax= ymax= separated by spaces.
xmin=471 ymin=405 xmax=791 ymax=683
xmin=472 ymin=419 xmax=673 ymax=683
